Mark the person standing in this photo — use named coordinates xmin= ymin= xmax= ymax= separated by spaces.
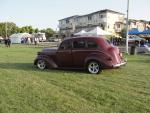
xmin=7 ymin=38 xmax=11 ymax=47
xmin=4 ymin=38 xmax=8 ymax=47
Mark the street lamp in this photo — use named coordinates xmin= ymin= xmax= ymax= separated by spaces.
xmin=126 ymin=0 xmax=130 ymax=54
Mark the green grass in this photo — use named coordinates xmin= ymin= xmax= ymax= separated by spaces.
xmin=0 ymin=44 xmax=150 ymax=113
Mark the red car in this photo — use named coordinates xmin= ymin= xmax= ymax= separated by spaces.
xmin=34 ymin=36 xmax=126 ymax=74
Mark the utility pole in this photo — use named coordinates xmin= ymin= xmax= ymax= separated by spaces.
xmin=126 ymin=0 xmax=130 ymax=54
xmin=5 ymin=22 xmax=7 ymax=38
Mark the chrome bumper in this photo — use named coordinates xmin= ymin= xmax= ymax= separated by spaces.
xmin=113 ymin=61 xmax=127 ymax=68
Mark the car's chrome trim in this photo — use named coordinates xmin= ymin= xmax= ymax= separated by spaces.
xmin=113 ymin=61 xmax=127 ymax=68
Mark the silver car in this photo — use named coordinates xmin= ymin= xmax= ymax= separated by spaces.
xmin=137 ymin=44 xmax=150 ymax=53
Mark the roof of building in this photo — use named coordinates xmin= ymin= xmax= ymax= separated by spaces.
xmin=79 ymin=9 xmax=124 ymax=18
xmin=128 ymin=19 xmax=150 ymax=23
xmin=59 ymin=15 xmax=79 ymax=21
xmin=59 ymin=9 xmax=124 ymax=21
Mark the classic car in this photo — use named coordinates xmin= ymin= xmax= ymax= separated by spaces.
xmin=34 ymin=36 xmax=126 ymax=74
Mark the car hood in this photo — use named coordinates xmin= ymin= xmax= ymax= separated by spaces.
xmin=40 ymin=48 xmax=58 ymax=55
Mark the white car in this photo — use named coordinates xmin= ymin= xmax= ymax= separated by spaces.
xmin=137 ymin=44 xmax=150 ymax=53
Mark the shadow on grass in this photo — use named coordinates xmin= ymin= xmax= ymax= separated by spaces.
xmin=0 ymin=62 xmax=37 ymax=71
xmin=0 ymin=62 xmax=87 ymax=74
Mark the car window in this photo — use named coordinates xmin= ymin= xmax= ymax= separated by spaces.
xmin=59 ymin=41 xmax=71 ymax=50
xmin=87 ymin=41 xmax=99 ymax=48
xmin=73 ymin=40 xmax=86 ymax=49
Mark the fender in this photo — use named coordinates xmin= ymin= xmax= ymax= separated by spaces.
xmin=34 ymin=55 xmax=58 ymax=68
xmin=84 ymin=52 xmax=113 ymax=69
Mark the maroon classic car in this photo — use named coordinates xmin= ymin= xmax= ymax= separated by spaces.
xmin=34 ymin=36 xmax=126 ymax=74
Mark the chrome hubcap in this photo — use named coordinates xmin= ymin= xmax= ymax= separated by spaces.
xmin=88 ymin=62 xmax=99 ymax=74
xmin=37 ymin=60 xmax=46 ymax=70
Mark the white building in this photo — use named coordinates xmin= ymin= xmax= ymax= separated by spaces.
xmin=59 ymin=9 xmax=125 ymax=37
xmin=128 ymin=19 xmax=150 ymax=31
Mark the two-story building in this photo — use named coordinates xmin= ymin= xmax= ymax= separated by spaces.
xmin=59 ymin=9 xmax=125 ymax=37
xmin=128 ymin=19 xmax=150 ymax=31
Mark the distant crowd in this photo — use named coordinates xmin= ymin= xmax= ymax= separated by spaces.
xmin=21 ymin=37 xmax=39 ymax=45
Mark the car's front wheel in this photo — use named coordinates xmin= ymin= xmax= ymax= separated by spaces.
xmin=37 ymin=59 xmax=47 ymax=70
xmin=87 ymin=61 xmax=101 ymax=74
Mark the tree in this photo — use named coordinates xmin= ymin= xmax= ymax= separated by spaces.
xmin=20 ymin=26 xmax=35 ymax=33
xmin=35 ymin=28 xmax=39 ymax=33
xmin=0 ymin=22 xmax=55 ymax=39
xmin=0 ymin=22 xmax=19 ymax=37
xmin=120 ymin=28 xmax=127 ymax=38
xmin=40 ymin=28 xmax=55 ymax=39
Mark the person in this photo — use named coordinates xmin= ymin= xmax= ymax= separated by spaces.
xmin=34 ymin=37 xmax=37 ymax=45
xmin=4 ymin=38 xmax=8 ymax=47
xmin=7 ymin=38 xmax=11 ymax=47
xmin=27 ymin=37 xmax=31 ymax=44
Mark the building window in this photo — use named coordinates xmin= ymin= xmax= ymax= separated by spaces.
xmin=134 ymin=22 xmax=136 ymax=25
xmin=66 ymin=20 xmax=69 ymax=24
xmin=88 ymin=16 xmax=92 ymax=21
xmin=117 ymin=24 xmax=121 ymax=28
xmin=99 ymin=14 xmax=106 ymax=18
xmin=100 ymin=24 xmax=104 ymax=30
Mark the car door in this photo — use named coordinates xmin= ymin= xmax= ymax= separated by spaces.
xmin=72 ymin=39 xmax=88 ymax=68
xmin=56 ymin=40 xmax=72 ymax=68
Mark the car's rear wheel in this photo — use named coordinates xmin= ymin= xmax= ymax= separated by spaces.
xmin=37 ymin=59 xmax=47 ymax=70
xmin=87 ymin=61 xmax=101 ymax=74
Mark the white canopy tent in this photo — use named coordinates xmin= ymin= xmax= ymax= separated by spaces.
xmin=74 ymin=30 xmax=87 ymax=36
xmin=84 ymin=27 xmax=112 ymax=36
xmin=10 ymin=33 xmax=32 ymax=43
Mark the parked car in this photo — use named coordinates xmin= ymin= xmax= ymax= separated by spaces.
xmin=128 ymin=36 xmax=146 ymax=46
xmin=137 ymin=44 xmax=150 ymax=53
xmin=48 ymin=37 xmax=61 ymax=42
xmin=34 ymin=36 xmax=126 ymax=74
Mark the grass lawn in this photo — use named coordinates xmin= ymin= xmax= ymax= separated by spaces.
xmin=0 ymin=44 xmax=150 ymax=113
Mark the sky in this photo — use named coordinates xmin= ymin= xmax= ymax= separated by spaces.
xmin=0 ymin=0 xmax=150 ymax=30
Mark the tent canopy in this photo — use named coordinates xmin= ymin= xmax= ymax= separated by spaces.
xmin=128 ymin=28 xmax=140 ymax=35
xmin=140 ymin=29 xmax=150 ymax=34
xmin=10 ymin=33 xmax=31 ymax=43
xmin=10 ymin=33 xmax=31 ymax=38
xmin=74 ymin=30 xmax=87 ymax=36
xmin=84 ymin=27 xmax=112 ymax=36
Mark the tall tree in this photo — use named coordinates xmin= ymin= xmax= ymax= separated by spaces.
xmin=35 ymin=28 xmax=39 ymax=33
xmin=0 ymin=22 xmax=55 ymax=39
xmin=0 ymin=22 xmax=18 ymax=37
